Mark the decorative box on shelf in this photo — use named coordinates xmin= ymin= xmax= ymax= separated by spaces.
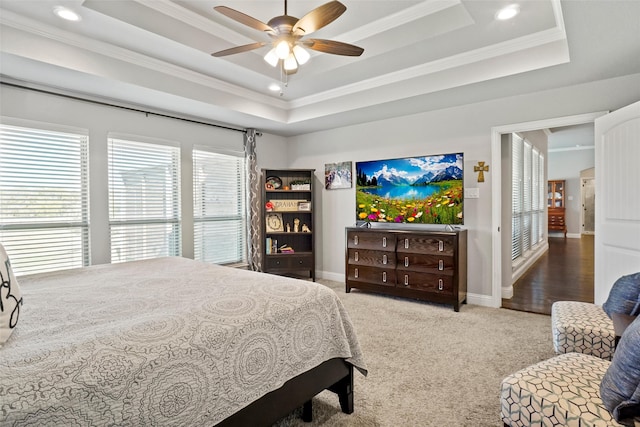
xmin=291 ymin=184 xmax=311 ymax=190
xmin=270 ymin=199 xmax=307 ymax=212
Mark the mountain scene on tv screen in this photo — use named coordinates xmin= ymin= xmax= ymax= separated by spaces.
xmin=356 ymin=153 xmax=463 ymax=224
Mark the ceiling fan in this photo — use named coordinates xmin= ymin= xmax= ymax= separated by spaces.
xmin=211 ymin=0 xmax=364 ymax=75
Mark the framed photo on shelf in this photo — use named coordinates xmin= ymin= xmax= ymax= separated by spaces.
xmin=298 ymin=201 xmax=311 ymax=211
xmin=266 ymin=212 xmax=284 ymax=232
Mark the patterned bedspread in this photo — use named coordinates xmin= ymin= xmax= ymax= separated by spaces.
xmin=0 ymin=257 xmax=366 ymax=426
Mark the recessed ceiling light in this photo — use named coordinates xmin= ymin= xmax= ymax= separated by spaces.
xmin=496 ymin=4 xmax=520 ymax=21
xmin=53 ymin=6 xmax=81 ymax=22
xmin=268 ymin=83 xmax=281 ymax=92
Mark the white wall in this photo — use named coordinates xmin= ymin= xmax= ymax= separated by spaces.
xmin=548 ymin=149 xmax=595 ymax=236
xmin=283 ymin=74 xmax=640 ymax=303
xmin=0 ymin=84 xmax=288 ymax=264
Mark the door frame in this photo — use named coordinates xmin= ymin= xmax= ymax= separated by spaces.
xmin=490 ymin=111 xmax=607 ymax=307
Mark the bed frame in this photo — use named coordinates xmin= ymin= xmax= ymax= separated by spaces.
xmin=216 ymin=358 xmax=354 ymax=426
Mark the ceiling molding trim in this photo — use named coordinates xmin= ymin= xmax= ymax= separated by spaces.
xmin=549 ymin=145 xmax=595 ymax=153
xmin=0 ymin=10 xmax=288 ymax=109
xmin=127 ymin=0 xmax=252 ymax=45
xmin=335 ymin=0 xmax=463 ymax=43
xmin=290 ymin=26 xmax=569 ymax=109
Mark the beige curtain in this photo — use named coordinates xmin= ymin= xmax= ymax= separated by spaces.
xmin=244 ymin=129 xmax=262 ymax=271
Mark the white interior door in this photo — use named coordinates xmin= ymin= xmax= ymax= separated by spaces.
xmin=594 ymin=101 xmax=640 ymax=305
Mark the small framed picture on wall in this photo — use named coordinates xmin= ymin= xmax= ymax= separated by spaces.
xmin=325 ymin=161 xmax=352 ymax=190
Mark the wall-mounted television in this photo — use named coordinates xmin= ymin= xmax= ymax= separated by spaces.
xmin=355 ymin=152 xmax=463 ymax=225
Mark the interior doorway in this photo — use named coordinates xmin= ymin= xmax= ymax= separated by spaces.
xmin=490 ymin=111 xmax=606 ymax=308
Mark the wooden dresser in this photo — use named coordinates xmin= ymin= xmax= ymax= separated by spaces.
xmin=345 ymin=227 xmax=467 ymax=311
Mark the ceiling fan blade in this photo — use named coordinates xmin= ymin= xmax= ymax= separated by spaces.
xmin=304 ymin=39 xmax=364 ymax=56
xmin=292 ymin=1 xmax=346 ymax=36
xmin=212 ymin=42 xmax=266 ymax=57
xmin=214 ymin=6 xmax=275 ymax=34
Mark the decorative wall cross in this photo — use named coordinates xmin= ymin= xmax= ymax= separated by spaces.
xmin=474 ymin=161 xmax=489 ymax=182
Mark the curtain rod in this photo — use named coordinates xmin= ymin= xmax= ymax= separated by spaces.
xmin=1 ymin=80 xmax=249 ymax=134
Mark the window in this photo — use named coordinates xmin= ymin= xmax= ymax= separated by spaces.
xmin=193 ymin=148 xmax=247 ymax=265
xmin=0 ymin=123 xmax=89 ymax=275
xmin=108 ymin=137 xmax=181 ymax=262
xmin=511 ymin=133 xmax=545 ymax=264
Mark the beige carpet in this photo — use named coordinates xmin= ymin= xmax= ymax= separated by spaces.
xmin=274 ymin=280 xmax=556 ymax=427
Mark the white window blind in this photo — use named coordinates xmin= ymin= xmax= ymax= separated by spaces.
xmin=512 ymin=133 xmax=545 ymax=265
xmin=511 ymin=134 xmax=523 ymax=261
xmin=0 ymin=123 xmax=90 ymax=275
xmin=108 ymin=138 xmax=181 ymax=263
xmin=193 ymin=148 xmax=247 ymax=265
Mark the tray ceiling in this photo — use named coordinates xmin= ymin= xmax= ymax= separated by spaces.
xmin=1 ymin=0 xmax=639 ymax=136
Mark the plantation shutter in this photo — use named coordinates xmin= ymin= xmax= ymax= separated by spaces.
xmin=0 ymin=123 xmax=90 ymax=275
xmin=531 ymin=148 xmax=540 ymax=245
xmin=193 ymin=148 xmax=247 ymax=265
xmin=108 ymin=137 xmax=181 ymax=262
xmin=523 ymin=141 xmax=532 ymax=252
xmin=511 ymin=134 xmax=523 ymax=261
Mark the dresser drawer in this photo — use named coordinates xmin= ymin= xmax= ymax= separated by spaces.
xmin=396 ymin=272 xmax=454 ymax=294
xmin=347 ymin=231 xmax=397 ymax=251
xmin=395 ymin=253 xmax=454 ymax=274
xmin=347 ymin=265 xmax=395 ymax=287
xmin=396 ymin=235 xmax=455 ymax=256
xmin=348 ymin=248 xmax=396 ymax=268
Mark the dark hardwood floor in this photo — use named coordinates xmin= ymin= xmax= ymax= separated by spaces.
xmin=502 ymin=235 xmax=594 ymax=315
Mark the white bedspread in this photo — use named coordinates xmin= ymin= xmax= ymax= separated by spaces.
xmin=0 ymin=257 xmax=366 ymax=426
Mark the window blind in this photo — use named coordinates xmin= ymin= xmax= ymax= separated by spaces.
xmin=511 ymin=134 xmax=546 ymax=265
xmin=193 ymin=149 xmax=247 ymax=265
xmin=0 ymin=124 xmax=89 ymax=275
xmin=108 ymin=138 xmax=181 ymax=263
xmin=511 ymin=134 xmax=523 ymax=261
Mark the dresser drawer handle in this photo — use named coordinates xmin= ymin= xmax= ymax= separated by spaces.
xmin=383 ymin=254 xmax=387 ymax=265
xmin=355 ymin=251 xmax=359 ymax=262
xmin=438 ymin=240 xmax=444 ymax=252
xmin=298 ymin=259 xmax=304 ymax=265
xmin=354 ymin=235 xmax=359 ymax=245
xmin=404 ymin=238 xmax=409 ymax=249
xmin=382 ymin=237 xmax=387 ymax=248
xmin=438 ymin=259 xmax=443 ymax=270
xmin=438 ymin=279 xmax=443 ymax=291
xmin=404 ymin=274 xmax=409 ymax=286
xmin=405 ymin=256 xmax=409 ymax=267
xmin=382 ymin=271 xmax=387 ymax=283
xmin=354 ymin=268 xmax=358 ymax=279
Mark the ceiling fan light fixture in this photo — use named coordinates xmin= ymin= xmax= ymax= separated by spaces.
xmin=293 ymin=45 xmax=310 ymax=65
xmin=283 ymin=53 xmax=298 ymax=71
xmin=264 ymin=48 xmax=279 ymax=67
xmin=275 ymin=40 xmax=291 ymax=59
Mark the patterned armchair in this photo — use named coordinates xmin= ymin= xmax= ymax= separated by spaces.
xmin=551 ymin=272 xmax=640 ymax=361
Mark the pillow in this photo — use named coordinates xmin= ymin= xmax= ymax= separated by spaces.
xmin=603 ymin=272 xmax=640 ymax=318
xmin=600 ymin=315 xmax=640 ymax=425
xmin=0 ymin=243 xmax=23 ymax=346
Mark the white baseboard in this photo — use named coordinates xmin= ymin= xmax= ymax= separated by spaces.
xmin=467 ymin=292 xmax=498 ymax=308
xmin=501 ymin=285 xmax=514 ymax=300
xmin=318 ymin=270 xmax=344 ymax=282
xmin=548 ymin=232 xmax=581 ymax=239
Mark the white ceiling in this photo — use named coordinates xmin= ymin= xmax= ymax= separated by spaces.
xmin=1 ymin=0 xmax=639 ymax=136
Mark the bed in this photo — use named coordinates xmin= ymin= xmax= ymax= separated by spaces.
xmin=0 ymin=256 xmax=367 ymax=426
